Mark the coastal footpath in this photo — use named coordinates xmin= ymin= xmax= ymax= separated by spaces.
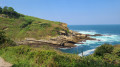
xmin=0 ymin=57 xmax=12 ymax=67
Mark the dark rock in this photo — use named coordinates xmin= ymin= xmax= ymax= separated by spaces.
xmin=91 ymin=34 xmax=103 ymax=36
xmin=76 ymin=42 xmax=84 ymax=44
xmin=64 ymin=43 xmax=76 ymax=47
xmin=85 ymin=37 xmax=96 ymax=40
xmin=97 ymin=39 xmax=101 ymax=41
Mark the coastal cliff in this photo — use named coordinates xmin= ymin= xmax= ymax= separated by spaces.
xmin=0 ymin=7 xmax=101 ymax=48
xmin=17 ymin=24 xmax=97 ymax=48
xmin=0 ymin=14 xmax=99 ymax=48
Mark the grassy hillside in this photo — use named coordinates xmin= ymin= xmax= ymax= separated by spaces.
xmin=0 ymin=15 xmax=68 ymax=41
xmin=0 ymin=6 xmax=69 ymax=41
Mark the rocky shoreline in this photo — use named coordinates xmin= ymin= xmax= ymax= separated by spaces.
xmin=17 ymin=30 xmax=103 ymax=48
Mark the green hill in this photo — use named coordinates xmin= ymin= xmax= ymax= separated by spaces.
xmin=0 ymin=6 xmax=69 ymax=41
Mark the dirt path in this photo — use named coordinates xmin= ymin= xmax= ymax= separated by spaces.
xmin=0 ymin=57 xmax=12 ymax=67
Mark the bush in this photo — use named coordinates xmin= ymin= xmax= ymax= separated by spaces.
xmin=115 ymin=50 xmax=120 ymax=56
xmin=1 ymin=6 xmax=21 ymax=18
xmin=0 ymin=30 xmax=16 ymax=48
xmin=0 ymin=31 xmax=6 ymax=44
xmin=40 ymin=23 xmax=51 ymax=28
xmin=20 ymin=19 xmax=33 ymax=28
xmin=94 ymin=43 xmax=114 ymax=56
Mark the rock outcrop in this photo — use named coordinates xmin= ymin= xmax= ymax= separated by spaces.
xmin=17 ymin=30 xmax=97 ymax=48
xmin=16 ymin=22 xmax=103 ymax=48
xmin=87 ymin=34 xmax=103 ymax=36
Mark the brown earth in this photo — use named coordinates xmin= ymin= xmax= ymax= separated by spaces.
xmin=0 ymin=57 xmax=12 ymax=67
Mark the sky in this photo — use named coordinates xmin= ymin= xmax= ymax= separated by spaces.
xmin=0 ymin=0 xmax=120 ymax=25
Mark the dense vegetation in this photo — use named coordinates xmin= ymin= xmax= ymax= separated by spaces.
xmin=0 ymin=6 xmax=22 ymax=18
xmin=0 ymin=6 xmax=68 ymax=41
xmin=0 ymin=30 xmax=16 ymax=48
xmin=94 ymin=44 xmax=120 ymax=65
xmin=94 ymin=43 xmax=114 ymax=56
xmin=0 ymin=45 xmax=119 ymax=67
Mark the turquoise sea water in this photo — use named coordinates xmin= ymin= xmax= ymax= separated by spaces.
xmin=60 ymin=25 xmax=120 ymax=56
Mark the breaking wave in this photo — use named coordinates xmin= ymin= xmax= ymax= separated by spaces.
xmin=79 ymin=49 xmax=95 ymax=56
xmin=76 ymin=30 xmax=120 ymax=56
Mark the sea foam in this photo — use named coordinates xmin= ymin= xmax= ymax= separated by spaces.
xmin=78 ymin=30 xmax=97 ymax=35
xmin=60 ymin=30 xmax=120 ymax=56
xmin=77 ymin=30 xmax=120 ymax=56
xmin=79 ymin=49 xmax=95 ymax=56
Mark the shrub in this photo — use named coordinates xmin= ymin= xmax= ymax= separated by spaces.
xmin=40 ymin=23 xmax=51 ymax=28
xmin=94 ymin=43 xmax=114 ymax=56
xmin=115 ymin=50 xmax=120 ymax=56
xmin=0 ymin=30 xmax=16 ymax=48
xmin=53 ymin=27 xmax=63 ymax=32
xmin=1 ymin=6 xmax=21 ymax=18
xmin=20 ymin=19 xmax=33 ymax=28
xmin=0 ymin=30 xmax=6 ymax=44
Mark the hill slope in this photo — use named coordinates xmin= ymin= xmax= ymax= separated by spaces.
xmin=0 ymin=14 xmax=69 ymax=41
xmin=0 ymin=6 xmax=94 ymax=48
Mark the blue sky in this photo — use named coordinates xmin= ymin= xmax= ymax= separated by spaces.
xmin=0 ymin=0 xmax=120 ymax=25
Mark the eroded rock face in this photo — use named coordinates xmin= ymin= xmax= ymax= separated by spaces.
xmin=17 ymin=30 xmax=97 ymax=48
xmin=59 ymin=31 xmax=67 ymax=35
xmin=60 ymin=23 xmax=67 ymax=27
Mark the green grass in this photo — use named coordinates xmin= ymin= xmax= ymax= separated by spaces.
xmin=0 ymin=14 xmax=68 ymax=41
xmin=0 ymin=45 xmax=80 ymax=67
xmin=0 ymin=45 xmax=118 ymax=67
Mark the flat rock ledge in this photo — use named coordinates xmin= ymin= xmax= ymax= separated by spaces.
xmin=17 ymin=30 xmax=101 ymax=48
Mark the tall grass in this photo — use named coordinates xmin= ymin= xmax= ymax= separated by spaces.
xmin=0 ymin=45 xmax=118 ymax=67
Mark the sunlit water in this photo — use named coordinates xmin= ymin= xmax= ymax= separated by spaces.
xmin=59 ymin=25 xmax=120 ymax=56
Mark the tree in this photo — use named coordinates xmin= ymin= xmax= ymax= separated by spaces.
xmin=0 ymin=7 xmax=2 ymax=14
xmin=94 ymin=43 xmax=114 ymax=56
xmin=2 ymin=6 xmax=8 ymax=14
xmin=8 ymin=7 xmax=14 ymax=16
xmin=1 ymin=6 xmax=21 ymax=18
xmin=8 ymin=7 xmax=14 ymax=12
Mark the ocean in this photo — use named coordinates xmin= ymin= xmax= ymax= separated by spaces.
xmin=60 ymin=25 xmax=120 ymax=56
